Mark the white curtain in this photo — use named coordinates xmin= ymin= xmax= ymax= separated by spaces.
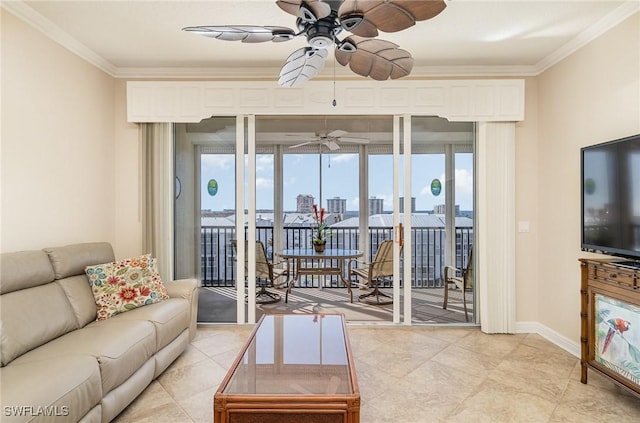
xmin=476 ymin=122 xmax=516 ymax=333
xmin=141 ymin=123 xmax=174 ymax=282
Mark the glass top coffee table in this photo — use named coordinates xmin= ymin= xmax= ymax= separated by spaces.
xmin=214 ymin=313 xmax=360 ymax=423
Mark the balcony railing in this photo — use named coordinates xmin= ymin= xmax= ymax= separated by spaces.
xmin=201 ymin=226 xmax=473 ymax=289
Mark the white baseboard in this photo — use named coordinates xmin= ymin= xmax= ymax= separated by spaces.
xmin=516 ymin=321 xmax=581 ymax=358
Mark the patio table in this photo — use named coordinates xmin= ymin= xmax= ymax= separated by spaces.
xmin=276 ymin=249 xmax=363 ymax=303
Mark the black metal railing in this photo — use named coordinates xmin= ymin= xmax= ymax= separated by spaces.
xmin=200 ymin=225 xmax=473 ymax=289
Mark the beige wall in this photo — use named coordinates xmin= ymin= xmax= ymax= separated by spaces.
xmin=113 ymin=80 xmax=143 ymax=259
xmin=514 ymin=77 xmax=540 ymax=323
xmin=533 ymin=12 xmax=640 ymax=341
xmin=1 ymin=10 xmax=118 ymax=253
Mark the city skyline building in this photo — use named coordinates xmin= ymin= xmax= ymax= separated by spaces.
xmin=327 ymin=197 xmax=347 ymax=214
xmin=296 ymin=194 xmax=314 ymax=213
xmin=369 ymin=197 xmax=384 ymax=215
xmin=399 ymin=197 xmax=416 ymax=213
xmin=433 ymin=204 xmax=461 ymax=215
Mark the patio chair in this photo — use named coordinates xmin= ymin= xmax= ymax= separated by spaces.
xmin=231 ymin=240 xmax=288 ymax=304
xmin=349 ymin=239 xmax=396 ymax=305
xmin=443 ymin=248 xmax=473 ymax=321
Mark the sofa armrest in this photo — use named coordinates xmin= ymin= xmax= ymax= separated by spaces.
xmin=164 ymin=278 xmax=199 ymax=342
xmin=165 ymin=278 xmax=198 ymax=299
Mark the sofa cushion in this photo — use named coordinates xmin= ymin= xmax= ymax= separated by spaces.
xmin=44 ymin=242 xmax=115 ymax=279
xmin=56 ymin=275 xmax=99 ymax=327
xmin=98 ymin=298 xmax=190 ymax=351
xmin=0 ymin=282 xmax=79 ymax=366
xmin=10 ymin=320 xmax=156 ymax=394
xmin=85 ymin=254 xmax=169 ymax=320
xmin=0 ymin=250 xmax=55 ymax=294
xmin=1 ymin=355 xmax=102 ymax=423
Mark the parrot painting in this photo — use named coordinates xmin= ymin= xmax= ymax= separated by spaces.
xmin=601 ymin=318 xmax=631 ymax=355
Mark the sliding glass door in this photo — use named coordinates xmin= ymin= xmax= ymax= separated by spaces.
xmin=174 ymin=117 xmax=239 ymax=323
xmin=407 ymin=116 xmax=475 ymax=323
xmin=175 ymin=114 xmax=474 ymax=325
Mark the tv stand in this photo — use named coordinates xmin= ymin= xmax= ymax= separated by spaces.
xmin=579 ymin=258 xmax=640 ymax=399
xmin=615 ymin=260 xmax=640 ymax=270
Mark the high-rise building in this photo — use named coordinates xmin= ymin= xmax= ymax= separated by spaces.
xmin=296 ymin=194 xmax=315 ymax=213
xmin=368 ymin=197 xmax=384 ymax=215
xmin=399 ymin=197 xmax=416 ymax=213
xmin=326 ymin=197 xmax=346 ymax=214
xmin=434 ymin=204 xmax=460 ymax=215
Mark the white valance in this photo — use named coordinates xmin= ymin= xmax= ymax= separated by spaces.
xmin=127 ymin=79 xmax=525 ymax=123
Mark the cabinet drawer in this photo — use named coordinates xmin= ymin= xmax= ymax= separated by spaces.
xmin=590 ymin=264 xmax=638 ymax=288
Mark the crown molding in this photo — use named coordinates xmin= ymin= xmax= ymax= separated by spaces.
xmin=408 ymin=65 xmax=539 ymax=78
xmin=113 ymin=66 xmax=285 ymax=79
xmin=4 ymin=0 xmax=638 ymax=81
xmin=1 ymin=0 xmax=118 ymax=76
xmin=114 ymin=64 xmax=540 ymax=79
xmin=535 ymin=1 xmax=640 ymax=74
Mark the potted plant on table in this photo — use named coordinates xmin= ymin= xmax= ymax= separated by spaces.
xmin=312 ymin=204 xmax=332 ymax=253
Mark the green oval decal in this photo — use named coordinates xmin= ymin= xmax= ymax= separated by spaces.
xmin=431 ymin=179 xmax=442 ymax=196
xmin=585 ymin=178 xmax=595 ymax=195
xmin=207 ymin=179 xmax=218 ymax=196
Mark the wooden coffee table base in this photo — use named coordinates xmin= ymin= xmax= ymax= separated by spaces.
xmin=213 ymin=314 xmax=360 ymax=423
xmin=214 ymin=396 xmax=360 ymax=423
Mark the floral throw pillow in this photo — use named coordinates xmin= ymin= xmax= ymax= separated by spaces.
xmin=85 ymin=254 xmax=169 ymax=320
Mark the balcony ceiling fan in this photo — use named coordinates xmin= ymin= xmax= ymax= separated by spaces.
xmin=182 ymin=0 xmax=447 ymax=87
xmin=287 ymin=129 xmax=370 ymax=151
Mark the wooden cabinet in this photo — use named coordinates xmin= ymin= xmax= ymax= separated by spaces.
xmin=580 ymin=258 xmax=640 ymax=398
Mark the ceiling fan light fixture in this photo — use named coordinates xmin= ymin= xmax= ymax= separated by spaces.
xmin=305 ymin=18 xmax=339 ymax=49
xmin=308 ymin=33 xmax=334 ymax=49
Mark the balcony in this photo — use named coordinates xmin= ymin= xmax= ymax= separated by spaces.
xmin=200 ymin=225 xmax=473 ymax=289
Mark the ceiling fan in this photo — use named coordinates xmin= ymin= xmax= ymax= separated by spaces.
xmin=288 ymin=129 xmax=370 ymax=150
xmin=182 ymin=0 xmax=447 ymax=87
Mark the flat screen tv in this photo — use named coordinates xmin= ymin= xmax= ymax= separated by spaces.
xmin=581 ymin=133 xmax=640 ymax=263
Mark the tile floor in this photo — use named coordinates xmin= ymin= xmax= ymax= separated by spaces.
xmin=113 ymin=325 xmax=640 ymax=423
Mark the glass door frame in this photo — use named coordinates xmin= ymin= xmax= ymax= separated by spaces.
xmin=395 ymin=115 xmax=412 ymax=324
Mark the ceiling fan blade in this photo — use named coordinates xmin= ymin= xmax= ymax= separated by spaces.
xmin=336 ymin=136 xmax=370 ymax=144
xmin=278 ymin=47 xmax=328 ymax=88
xmin=276 ymin=0 xmax=303 ymax=16
xmin=327 ymin=129 xmax=348 ymax=138
xmin=182 ymin=25 xmax=295 ymax=43
xmin=277 ymin=0 xmax=332 ymax=22
xmin=325 ymin=141 xmax=341 ymax=151
xmin=335 ymin=36 xmax=414 ymax=81
xmin=339 ymin=0 xmax=446 ymax=34
xmin=284 ymin=134 xmax=318 ymax=141
xmin=393 ymin=0 xmax=447 ymax=21
xmin=345 ymin=19 xmax=379 ymax=38
xmin=289 ymin=141 xmax=315 ymax=149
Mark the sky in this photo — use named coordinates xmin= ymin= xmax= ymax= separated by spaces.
xmin=200 ymin=152 xmax=474 ymax=213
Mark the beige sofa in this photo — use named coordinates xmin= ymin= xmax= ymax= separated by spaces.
xmin=0 ymin=242 xmax=199 ymax=423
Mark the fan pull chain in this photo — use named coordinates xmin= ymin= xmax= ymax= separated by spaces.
xmin=332 ymin=56 xmax=337 ymax=107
